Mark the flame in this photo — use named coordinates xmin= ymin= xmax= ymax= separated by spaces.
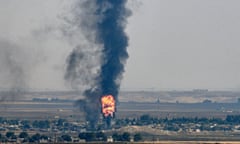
xmin=101 ymin=95 xmax=115 ymax=117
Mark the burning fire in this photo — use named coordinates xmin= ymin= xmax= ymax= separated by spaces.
xmin=101 ymin=95 xmax=115 ymax=117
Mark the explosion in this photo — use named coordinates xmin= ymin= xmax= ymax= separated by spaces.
xmin=101 ymin=95 xmax=115 ymax=118
xmin=65 ymin=0 xmax=131 ymax=129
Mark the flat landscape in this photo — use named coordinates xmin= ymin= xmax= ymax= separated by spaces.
xmin=1 ymin=90 xmax=240 ymax=143
xmin=1 ymin=101 xmax=240 ymax=120
xmin=1 ymin=90 xmax=240 ymax=120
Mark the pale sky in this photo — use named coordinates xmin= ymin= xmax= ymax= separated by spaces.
xmin=0 ymin=0 xmax=240 ymax=91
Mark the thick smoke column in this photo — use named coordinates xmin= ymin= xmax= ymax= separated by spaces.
xmin=97 ymin=0 xmax=130 ymax=97
xmin=65 ymin=0 xmax=131 ymax=128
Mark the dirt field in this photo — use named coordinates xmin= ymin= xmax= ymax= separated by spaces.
xmin=0 ymin=101 xmax=240 ymax=121
xmin=131 ymin=142 xmax=239 ymax=144
xmin=57 ymin=141 xmax=240 ymax=144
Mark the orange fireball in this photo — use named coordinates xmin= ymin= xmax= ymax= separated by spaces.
xmin=101 ymin=95 xmax=115 ymax=117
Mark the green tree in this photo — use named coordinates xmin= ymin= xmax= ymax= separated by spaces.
xmin=96 ymin=132 xmax=107 ymax=141
xmin=6 ymin=131 xmax=15 ymax=138
xmin=40 ymin=135 xmax=48 ymax=140
xmin=19 ymin=132 xmax=28 ymax=139
xmin=23 ymin=124 xmax=31 ymax=129
xmin=85 ymin=132 xmax=95 ymax=142
xmin=31 ymin=133 xmax=41 ymax=142
xmin=202 ymin=99 xmax=212 ymax=103
xmin=32 ymin=120 xmax=50 ymax=129
xmin=78 ymin=132 xmax=86 ymax=139
xmin=8 ymin=120 xmax=18 ymax=125
xmin=112 ymin=133 xmax=120 ymax=141
xmin=226 ymin=115 xmax=240 ymax=124
xmin=21 ymin=120 xmax=31 ymax=129
xmin=134 ymin=133 xmax=142 ymax=141
xmin=61 ymin=134 xmax=72 ymax=142
xmin=78 ymin=132 xmax=96 ymax=142
xmin=56 ymin=119 xmax=65 ymax=126
xmin=122 ymin=132 xmax=131 ymax=141
xmin=140 ymin=114 xmax=152 ymax=124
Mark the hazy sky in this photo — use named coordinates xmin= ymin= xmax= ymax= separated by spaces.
xmin=0 ymin=0 xmax=240 ymax=91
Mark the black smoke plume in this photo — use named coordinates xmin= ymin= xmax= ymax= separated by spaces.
xmin=65 ymin=0 xmax=131 ymax=129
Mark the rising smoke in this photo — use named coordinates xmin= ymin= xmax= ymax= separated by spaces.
xmin=65 ymin=0 xmax=131 ymax=128
xmin=0 ymin=39 xmax=29 ymax=101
